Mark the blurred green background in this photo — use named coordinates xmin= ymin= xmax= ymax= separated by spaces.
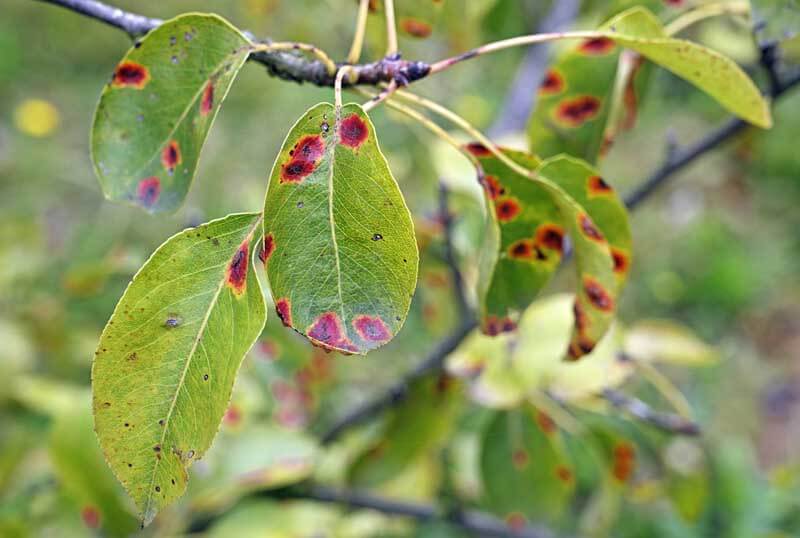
xmin=1 ymin=0 xmax=799 ymax=537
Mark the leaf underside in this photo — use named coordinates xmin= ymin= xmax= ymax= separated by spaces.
xmin=92 ymin=13 xmax=251 ymax=213
xmin=92 ymin=212 xmax=266 ymax=525
xmin=262 ymin=102 xmax=419 ymax=355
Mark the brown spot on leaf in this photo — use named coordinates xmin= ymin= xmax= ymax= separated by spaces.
xmin=464 ymin=142 xmax=491 ymax=157
xmin=578 ymin=37 xmax=616 ymax=55
xmin=536 ymin=410 xmax=557 ymax=434
xmin=226 ymin=240 xmax=249 ymax=296
xmin=587 ymin=174 xmax=613 ymax=195
xmin=259 ymin=233 xmax=275 ymax=264
xmin=583 ymin=276 xmax=614 ymax=312
xmin=161 ymin=140 xmax=182 ymax=170
xmin=508 ymin=239 xmax=535 ymax=260
xmin=505 ymin=513 xmax=527 ymax=531
xmin=307 ymin=312 xmax=358 ymax=353
xmin=556 ymin=465 xmax=573 ymax=483
xmin=280 ymin=135 xmax=325 ymax=183
xmin=554 ymin=95 xmax=602 ymax=127
xmin=539 ymin=68 xmax=566 ymax=95
xmin=200 ymin=81 xmax=214 ymax=115
xmin=137 ymin=177 xmax=160 ymax=208
xmin=611 ymin=247 xmax=630 ymax=275
xmin=481 ymin=174 xmax=505 ymax=199
xmin=112 ymin=61 xmax=150 ymax=89
xmin=275 ymin=298 xmax=293 ymax=327
xmin=495 ymin=197 xmax=521 ymax=222
xmin=579 ymin=213 xmax=605 ymax=242
xmin=512 ymin=448 xmax=529 ymax=469
xmin=339 ymin=114 xmax=368 ymax=148
xmin=612 ymin=442 xmax=636 ymax=482
xmin=400 ymin=17 xmax=433 ymax=38
xmin=535 ymin=223 xmax=564 ymax=252
xmin=353 ymin=315 xmax=392 ymax=343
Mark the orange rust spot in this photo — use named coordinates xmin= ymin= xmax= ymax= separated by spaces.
xmin=353 ymin=315 xmax=392 ymax=343
xmin=554 ymin=95 xmax=602 ymax=127
xmin=482 ymin=174 xmax=505 ymax=200
xmin=578 ymin=37 xmax=616 ymax=55
xmin=556 ymin=465 xmax=574 ymax=483
xmin=224 ymin=404 xmax=242 ymax=426
xmin=400 ymin=17 xmax=433 ymax=38
xmin=275 ymin=298 xmax=293 ymax=327
xmin=483 ymin=315 xmax=501 ymax=336
xmin=611 ymin=247 xmax=630 ymax=275
xmin=281 ymin=135 xmax=325 ymax=183
xmin=579 ymin=213 xmax=605 ymax=242
xmin=200 ymin=81 xmax=214 ymax=115
xmin=612 ymin=442 xmax=636 ymax=482
xmin=137 ymin=176 xmax=160 ymax=208
xmin=583 ymin=276 xmax=614 ymax=312
xmin=535 ymin=223 xmax=564 ymax=252
xmin=259 ymin=233 xmax=275 ymax=264
xmin=161 ymin=140 xmax=182 ymax=170
xmin=570 ymin=334 xmax=596 ymax=357
xmin=501 ymin=317 xmax=517 ymax=332
xmin=539 ymin=68 xmax=566 ymax=96
xmin=536 ymin=410 xmax=557 ymax=434
xmin=587 ymin=175 xmax=613 ymax=196
xmin=508 ymin=239 xmax=536 ymax=260
xmin=112 ymin=61 xmax=150 ymax=89
xmin=226 ymin=240 xmax=249 ymax=295
xmin=573 ymin=301 xmax=589 ymax=332
xmin=495 ymin=197 xmax=521 ymax=222
xmin=512 ymin=448 xmax=529 ymax=469
xmin=339 ymin=114 xmax=368 ymax=148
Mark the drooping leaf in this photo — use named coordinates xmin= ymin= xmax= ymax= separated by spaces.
xmin=471 ymin=147 xmax=624 ymax=359
xmin=600 ymin=6 xmax=772 ymax=128
xmin=480 ymin=408 xmax=575 ymax=526
xmin=261 ymin=103 xmax=418 ymax=354
xmin=92 ymin=212 xmax=266 ymax=525
xmin=92 ymin=14 xmax=251 ymax=213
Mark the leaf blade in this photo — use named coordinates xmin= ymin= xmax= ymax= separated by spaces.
xmin=91 ymin=14 xmax=251 ymax=213
xmin=92 ymin=212 xmax=266 ymax=524
xmin=262 ymin=103 xmax=418 ymax=354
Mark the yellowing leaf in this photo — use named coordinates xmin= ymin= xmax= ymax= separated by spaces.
xmin=92 ymin=213 xmax=266 ymax=525
xmin=624 ymin=319 xmax=718 ymax=366
xmin=601 ymin=6 xmax=772 ymax=128
xmin=262 ymin=103 xmax=418 ymax=355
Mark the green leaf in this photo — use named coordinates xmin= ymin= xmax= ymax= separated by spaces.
xmin=480 ymin=409 xmax=575 ymax=526
xmin=472 ymin=149 xmax=625 ymax=359
xmin=349 ymin=375 xmax=459 ymax=487
xmin=261 ymin=103 xmax=419 ymax=354
xmin=92 ymin=212 xmax=266 ymax=525
xmin=601 ymin=7 xmax=772 ymax=128
xmin=92 ymin=14 xmax=251 ymax=213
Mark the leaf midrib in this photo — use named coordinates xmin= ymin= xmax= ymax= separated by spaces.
xmin=141 ymin=214 xmax=261 ymax=520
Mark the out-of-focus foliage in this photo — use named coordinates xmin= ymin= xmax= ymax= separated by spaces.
xmin=1 ymin=0 xmax=800 ymax=536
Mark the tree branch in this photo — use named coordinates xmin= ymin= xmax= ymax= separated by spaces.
xmin=34 ymin=0 xmax=431 ymax=88
xmin=601 ymin=388 xmax=700 ymax=436
xmin=438 ymin=183 xmax=470 ymax=316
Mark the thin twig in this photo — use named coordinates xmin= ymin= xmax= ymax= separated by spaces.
xmin=601 ymin=388 xmax=701 ymax=436
xmin=189 ymin=483 xmax=556 ymax=538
